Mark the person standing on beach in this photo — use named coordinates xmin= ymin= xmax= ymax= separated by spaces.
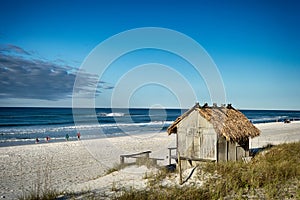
xmin=77 ymin=132 xmax=81 ymax=140
xmin=65 ymin=133 xmax=69 ymax=141
xmin=35 ymin=137 xmax=39 ymax=143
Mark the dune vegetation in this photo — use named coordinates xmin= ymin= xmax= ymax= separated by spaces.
xmin=115 ymin=142 xmax=300 ymax=200
xmin=18 ymin=142 xmax=300 ymax=200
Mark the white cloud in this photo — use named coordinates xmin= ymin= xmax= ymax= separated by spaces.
xmin=0 ymin=44 xmax=113 ymax=101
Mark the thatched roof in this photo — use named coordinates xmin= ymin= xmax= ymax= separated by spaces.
xmin=167 ymin=103 xmax=260 ymax=143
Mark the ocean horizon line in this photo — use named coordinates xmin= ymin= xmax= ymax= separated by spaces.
xmin=0 ymin=106 xmax=300 ymax=111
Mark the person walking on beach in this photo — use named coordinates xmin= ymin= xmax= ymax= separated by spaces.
xmin=77 ymin=132 xmax=81 ymax=140
xmin=65 ymin=133 xmax=69 ymax=141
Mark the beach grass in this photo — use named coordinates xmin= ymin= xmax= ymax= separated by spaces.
xmin=105 ymin=163 xmax=127 ymax=175
xmin=115 ymin=142 xmax=300 ymax=199
xmin=17 ymin=156 xmax=61 ymax=200
xmin=18 ymin=190 xmax=59 ymax=200
xmin=114 ymin=186 xmax=210 ymax=200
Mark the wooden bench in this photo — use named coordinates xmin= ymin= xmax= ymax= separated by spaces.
xmin=120 ymin=151 xmax=164 ymax=166
xmin=120 ymin=151 xmax=152 ymax=164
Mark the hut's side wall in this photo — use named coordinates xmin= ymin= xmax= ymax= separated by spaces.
xmin=236 ymin=140 xmax=250 ymax=160
xmin=229 ymin=141 xmax=249 ymax=161
xmin=236 ymin=146 xmax=245 ymax=160
xmin=228 ymin=142 xmax=236 ymax=161
xmin=217 ymin=137 xmax=227 ymax=162
xmin=217 ymin=138 xmax=250 ymax=162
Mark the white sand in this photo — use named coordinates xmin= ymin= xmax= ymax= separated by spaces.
xmin=251 ymin=121 xmax=300 ymax=148
xmin=0 ymin=132 xmax=176 ymax=199
xmin=1 ymin=121 xmax=300 ymax=199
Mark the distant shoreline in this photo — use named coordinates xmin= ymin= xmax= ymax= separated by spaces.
xmin=1 ymin=120 xmax=300 ymax=148
xmin=1 ymin=107 xmax=300 ymax=148
xmin=1 ymin=106 xmax=300 ymax=112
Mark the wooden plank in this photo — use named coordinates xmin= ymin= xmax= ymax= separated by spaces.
xmin=201 ymin=131 xmax=216 ymax=160
xmin=120 ymin=151 xmax=151 ymax=158
xmin=186 ymin=128 xmax=195 ymax=158
xmin=120 ymin=151 xmax=152 ymax=164
xmin=179 ymin=156 xmax=216 ymax=162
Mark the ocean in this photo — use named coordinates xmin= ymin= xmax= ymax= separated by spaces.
xmin=0 ymin=107 xmax=300 ymax=147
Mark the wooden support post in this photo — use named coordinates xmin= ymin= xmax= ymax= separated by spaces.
xmin=226 ymin=141 xmax=228 ymax=161
xmin=248 ymin=137 xmax=251 ymax=157
xmin=120 ymin=156 xmax=124 ymax=164
xmin=216 ymin=138 xmax=219 ymax=162
xmin=168 ymin=148 xmax=172 ymax=165
xmin=145 ymin=152 xmax=150 ymax=158
xmin=235 ymin=143 xmax=237 ymax=161
xmin=178 ymin=151 xmax=182 ymax=185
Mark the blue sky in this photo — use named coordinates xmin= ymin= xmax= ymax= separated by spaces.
xmin=0 ymin=0 xmax=299 ymax=109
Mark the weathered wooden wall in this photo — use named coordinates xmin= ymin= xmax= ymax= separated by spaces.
xmin=228 ymin=141 xmax=236 ymax=161
xmin=177 ymin=110 xmax=199 ymax=158
xmin=177 ymin=110 xmax=217 ymax=160
xmin=217 ymin=137 xmax=227 ymax=161
xmin=217 ymin=137 xmax=249 ymax=162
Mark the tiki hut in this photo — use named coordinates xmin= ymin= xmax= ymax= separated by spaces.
xmin=167 ymin=103 xmax=260 ymax=168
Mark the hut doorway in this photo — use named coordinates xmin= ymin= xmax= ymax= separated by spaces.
xmin=183 ymin=120 xmax=217 ymax=161
xmin=200 ymin=131 xmax=217 ymax=160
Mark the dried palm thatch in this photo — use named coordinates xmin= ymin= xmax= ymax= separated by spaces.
xmin=167 ymin=103 xmax=260 ymax=143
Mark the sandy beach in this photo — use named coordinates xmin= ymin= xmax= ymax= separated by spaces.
xmin=251 ymin=121 xmax=300 ymax=148
xmin=0 ymin=132 xmax=176 ymax=199
xmin=1 ymin=121 xmax=300 ymax=199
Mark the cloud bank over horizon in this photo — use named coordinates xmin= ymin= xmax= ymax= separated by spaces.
xmin=0 ymin=44 xmax=113 ymax=101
